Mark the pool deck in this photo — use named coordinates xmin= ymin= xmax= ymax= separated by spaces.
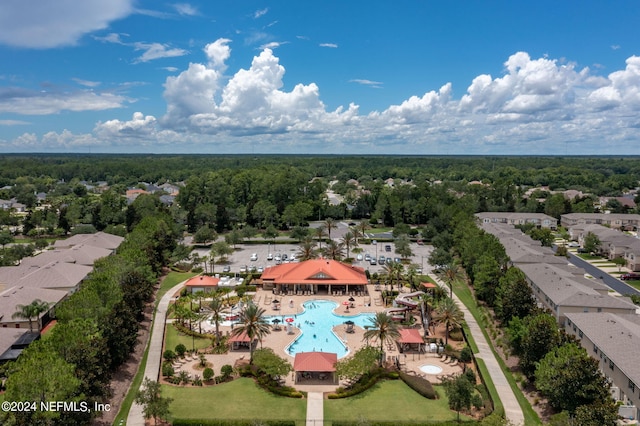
xmin=175 ymin=285 xmax=463 ymax=394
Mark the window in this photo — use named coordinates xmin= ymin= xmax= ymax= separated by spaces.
xmin=583 ymin=307 xmax=589 ymax=313
xmin=629 ymin=379 xmax=636 ymax=393
xmin=597 ymin=308 xmax=603 ymax=312
xmin=593 ymin=345 xmax=598 ymax=354
xmin=579 ymin=330 xmax=583 ymax=338
xmin=609 ymin=360 xmax=614 ymax=370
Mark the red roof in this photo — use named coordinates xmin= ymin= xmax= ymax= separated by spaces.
xmin=398 ymin=328 xmax=424 ymax=344
xmin=185 ymin=275 xmax=220 ymax=287
xmin=293 ymin=352 xmax=337 ymax=372
xmin=421 ymin=282 xmax=437 ymax=289
xmin=261 ymin=259 xmax=367 ymax=285
xmin=229 ymin=331 xmax=251 ymax=343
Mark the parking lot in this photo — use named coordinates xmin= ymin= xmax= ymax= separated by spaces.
xmin=192 ymin=240 xmax=433 ymax=275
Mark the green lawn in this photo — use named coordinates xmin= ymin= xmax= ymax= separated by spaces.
xmin=163 ymin=378 xmax=307 ymax=423
xmin=325 ymin=380 xmax=466 ymax=424
xmin=164 ymin=324 xmax=212 ymax=353
xmin=157 ymin=271 xmax=196 ymax=306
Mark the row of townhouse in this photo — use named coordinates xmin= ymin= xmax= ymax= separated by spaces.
xmin=478 ymin=216 xmax=640 ymax=420
xmin=475 ymin=212 xmax=558 ymax=229
xmin=568 ymin=223 xmax=640 ymax=271
xmin=561 ymin=213 xmax=640 ymax=231
xmin=0 ymin=231 xmax=124 ymax=362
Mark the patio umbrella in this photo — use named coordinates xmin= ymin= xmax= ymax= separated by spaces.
xmin=272 ymin=318 xmax=281 ymax=324
xmin=344 ymin=320 xmax=355 ymax=325
xmin=348 ymin=296 xmax=355 ymax=302
xmin=285 ymin=317 xmax=294 ymax=323
xmin=342 ymin=301 xmax=350 ymax=306
xmin=272 ymin=299 xmax=280 ymax=304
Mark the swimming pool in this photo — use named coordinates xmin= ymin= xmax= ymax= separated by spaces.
xmin=272 ymin=300 xmax=374 ymax=358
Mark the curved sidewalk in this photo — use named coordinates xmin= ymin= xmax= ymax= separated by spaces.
xmin=127 ymin=280 xmax=186 ymax=426
xmin=434 ymin=277 xmax=525 ymax=426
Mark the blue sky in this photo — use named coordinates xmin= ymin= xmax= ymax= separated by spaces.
xmin=0 ymin=1 xmax=639 ymax=154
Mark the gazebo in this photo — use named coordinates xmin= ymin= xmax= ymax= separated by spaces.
xmin=293 ymin=352 xmax=338 ymax=384
xmin=397 ymin=329 xmax=425 ymax=353
xmin=228 ymin=331 xmax=252 ymax=351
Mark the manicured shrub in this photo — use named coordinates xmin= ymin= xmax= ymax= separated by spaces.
xmin=203 ymin=367 xmax=214 ymax=381
xmin=175 ymin=343 xmax=187 ymax=357
xmin=163 ymin=349 xmax=176 ymax=362
xmin=162 ymin=362 xmax=175 ymax=377
xmin=221 ymin=364 xmax=233 ymax=378
xmin=398 ymin=370 xmax=437 ymax=399
xmin=464 ymin=368 xmax=476 ymax=384
xmin=459 ymin=346 xmax=473 ymax=364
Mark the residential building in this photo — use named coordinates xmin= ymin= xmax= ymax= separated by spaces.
xmin=565 ymin=312 xmax=640 ymax=421
xmin=475 ymin=212 xmax=558 ymax=229
xmin=561 ymin=213 xmax=640 ymax=231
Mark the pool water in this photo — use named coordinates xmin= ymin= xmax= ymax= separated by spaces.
xmin=419 ymin=364 xmax=443 ymax=375
xmin=271 ymin=300 xmax=374 ymax=358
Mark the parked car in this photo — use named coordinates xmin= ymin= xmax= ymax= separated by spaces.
xmin=577 ymin=248 xmax=589 ymax=253
xmin=250 ymin=253 xmax=258 ymax=261
xmin=378 ymin=256 xmax=385 ymax=265
xmin=274 ymin=254 xmax=281 ymax=261
xmin=257 ymin=266 xmax=264 ymax=273
xmin=223 ymin=265 xmax=231 ymax=273
xmin=385 ymin=245 xmax=392 ymax=252
xmin=568 ymin=242 xmax=580 ymax=247
xmin=369 ymin=258 xmax=377 ymax=265
xmin=621 ymin=273 xmax=640 ymax=280
xmin=267 ymin=253 xmax=274 ymax=260
xmin=239 ymin=265 xmax=248 ymax=273
xmin=394 ymin=257 xmax=401 ymax=263
xmin=356 ymin=253 xmax=363 ymax=261
xmin=364 ymin=253 xmax=371 ymax=261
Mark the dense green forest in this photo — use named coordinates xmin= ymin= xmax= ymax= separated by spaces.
xmin=1 ymin=154 xmax=639 ymax=191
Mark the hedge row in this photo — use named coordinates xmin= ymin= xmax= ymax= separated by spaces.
xmin=328 ymin=369 xmax=397 ymax=399
xmin=398 ymin=370 xmax=438 ymax=399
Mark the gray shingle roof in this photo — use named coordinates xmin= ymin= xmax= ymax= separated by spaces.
xmin=566 ymin=312 xmax=640 ymax=387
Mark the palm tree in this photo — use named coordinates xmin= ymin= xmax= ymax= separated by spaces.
xmin=313 ymin=225 xmax=327 ymax=249
xmin=351 ymin=226 xmax=362 ymax=245
xmin=341 ymin=231 xmax=356 ymax=260
xmin=231 ymin=302 xmax=271 ymax=364
xmin=297 ymin=236 xmax=318 ymax=260
xmin=363 ymin=312 xmax=400 ymax=365
xmin=357 ymin=221 xmax=370 ymax=240
xmin=435 ymin=263 xmax=464 ymax=298
xmin=208 ymin=295 xmax=225 ymax=347
xmin=323 ymin=239 xmax=344 ymax=260
xmin=420 ymin=292 xmax=435 ymax=336
xmin=12 ymin=299 xmax=50 ymax=333
xmin=433 ymin=298 xmax=464 ymax=346
xmin=382 ymin=261 xmax=403 ymax=292
xmin=324 ymin=217 xmax=337 ymax=239
xmin=406 ymin=264 xmax=419 ymax=291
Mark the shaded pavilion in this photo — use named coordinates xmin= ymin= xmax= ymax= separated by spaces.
xmin=228 ymin=331 xmax=252 ymax=351
xmin=293 ymin=351 xmax=338 ymax=384
xmin=397 ymin=328 xmax=425 ymax=353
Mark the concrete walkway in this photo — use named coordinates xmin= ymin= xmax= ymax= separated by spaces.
xmin=127 ymin=280 xmax=186 ymax=426
xmin=306 ymin=391 xmax=324 ymax=426
xmin=434 ymin=276 xmax=525 ymax=426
